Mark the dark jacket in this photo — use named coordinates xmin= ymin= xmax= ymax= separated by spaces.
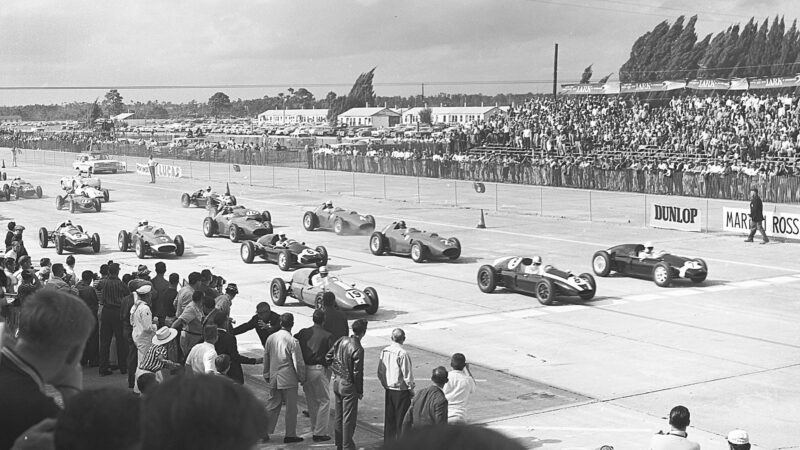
xmin=326 ymin=335 xmax=364 ymax=395
xmin=402 ymin=384 xmax=448 ymax=431
xmin=322 ymin=306 xmax=348 ymax=341
xmin=215 ymin=328 xmax=257 ymax=384
xmin=750 ymin=196 xmax=764 ymax=222
xmin=232 ymin=312 xmax=280 ymax=346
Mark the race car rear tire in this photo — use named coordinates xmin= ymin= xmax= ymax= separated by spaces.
xmin=365 ymin=215 xmax=376 ymax=228
xmin=270 ymin=278 xmax=287 ymax=306
xmin=303 ymin=211 xmax=317 ymax=231
xmin=369 ymin=232 xmax=386 ymax=255
xmin=35 ymin=186 xmax=42 ymax=198
xmin=577 ymin=273 xmax=596 ymax=301
xmin=652 ymin=263 xmax=672 ymax=287
xmin=333 ymin=218 xmax=344 ymax=235
xmin=94 ymin=199 xmax=101 ymax=212
xmin=229 ymin=225 xmax=242 ymax=243
xmin=103 ymin=189 xmax=110 ymax=202
xmin=241 ymin=241 xmax=256 ymax=264
xmin=92 ymin=233 xmax=101 ymax=253
xmin=364 ymin=287 xmax=379 ymax=315
xmin=277 ymin=249 xmax=292 ymax=271
xmin=55 ymin=235 xmax=65 ymax=255
xmin=477 ymin=265 xmax=497 ymax=293
xmin=39 ymin=227 xmax=49 ymax=248
xmin=261 ymin=210 xmax=271 ymax=222
xmin=315 ymin=246 xmax=328 ymax=266
xmin=592 ymin=251 xmax=612 ymax=277
xmin=134 ymin=237 xmax=146 ymax=259
xmin=203 ymin=217 xmax=217 ymax=237
xmin=448 ymin=237 xmax=462 ymax=260
xmin=535 ymin=279 xmax=556 ymax=306
xmin=410 ymin=242 xmax=427 ymax=263
xmin=55 ymin=195 xmax=64 ymax=210
xmin=174 ymin=235 xmax=185 ymax=257
xmin=181 ymin=193 xmax=191 ymax=208
xmin=690 ymin=258 xmax=708 ymax=283
xmin=118 ymin=230 xmax=130 ymax=252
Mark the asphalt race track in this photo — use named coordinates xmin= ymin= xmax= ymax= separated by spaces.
xmin=2 ymin=148 xmax=799 ymax=450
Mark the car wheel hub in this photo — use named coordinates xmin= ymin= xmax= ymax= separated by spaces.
xmin=593 ymin=256 xmax=606 ymax=272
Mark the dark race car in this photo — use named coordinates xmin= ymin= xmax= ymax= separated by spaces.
xmin=240 ymin=234 xmax=327 ymax=271
xmin=591 ymin=243 xmax=708 ymax=287
xmin=180 ymin=188 xmax=237 ymax=209
xmin=302 ymin=202 xmax=375 ymax=235
xmin=202 ymin=206 xmax=273 ymax=242
xmin=118 ymin=221 xmax=185 ymax=259
xmin=9 ymin=178 xmax=42 ymax=199
xmin=369 ymin=221 xmax=461 ymax=263
xmin=477 ymin=256 xmax=596 ymax=305
xmin=269 ymin=268 xmax=379 ymax=314
xmin=55 ymin=192 xmax=102 ymax=213
xmin=38 ymin=221 xmax=101 ymax=255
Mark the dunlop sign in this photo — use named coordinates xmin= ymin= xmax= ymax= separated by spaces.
xmin=136 ymin=163 xmax=183 ymax=179
xmin=649 ymin=204 xmax=702 ymax=232
xmin=722 ymin=207 xmax=800 ymax=240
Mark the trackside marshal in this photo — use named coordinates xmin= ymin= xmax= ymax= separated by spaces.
xmin=650 ymin=204 xmax=702 ymax=232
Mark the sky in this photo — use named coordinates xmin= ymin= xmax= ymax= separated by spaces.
xmin=0 ymin=0 xmax=798 ymax=107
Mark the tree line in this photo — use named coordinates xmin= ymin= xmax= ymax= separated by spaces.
xmin=619 ymin=15 xmax=800 ymax=82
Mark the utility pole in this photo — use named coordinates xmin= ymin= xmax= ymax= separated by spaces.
xmin=553 ymin=43 xmax=559 ymax=100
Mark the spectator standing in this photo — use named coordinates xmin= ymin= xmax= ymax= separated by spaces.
xmin=232 ymin=301 xmax=280 ymax=346
xmin=186 ymin=325 xmax=219 ymax=374
xmin=263 ymin=313 xmax=306 ymax=444
xmin=321 ymin=292 xmax=348 ymax=341
xmin=97 ymin=263 xmax=130 ymax=376
xmin=150 ymin=262 xmax=169 ymax=327
xmin=148 ymin=154 xmax=158 ymax=183
xmin=0 ymin=290 xmax=94 ymax=449
xmin=745 ymin=187 xmax=769 ymax=244
xmin=649 ymin=405 xmax=700 ymax=450
xmin=212 ymin=311 xmax=262 ymax=384
xmin=378 ymin=328 xmax=416 ymax=442
xmin=294 ymin=309 xmax=336 ymax=442
xmin=443 ymin=353 xmax=477 ymax=423
xmin=326 ymin=319 xmax=367 ymax=450
xmin=76 ymin=270 xmax=100 ymax=367
xmin=402 ymin=366 xmax=449 ymax=432
xmin=727 ymin=430 xmax=750 ymax=450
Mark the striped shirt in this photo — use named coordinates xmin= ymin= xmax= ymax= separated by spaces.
xmin=96 ymin=276 xmax=129 ymax=307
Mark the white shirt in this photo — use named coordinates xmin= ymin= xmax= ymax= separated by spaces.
xmin=443 ymin=369 xmax=476 ymax=423
xmin=186 ymin=342 xmax=218 ymax=374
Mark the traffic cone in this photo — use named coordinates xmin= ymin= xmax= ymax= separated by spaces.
xmin=477 ymin=209 xmax=486 ymax=229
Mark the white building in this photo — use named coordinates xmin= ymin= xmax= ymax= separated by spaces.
xmin=338 ymin=107 xmax=401 ymax=128
xmin=257 ymin=108 xmax=328 ymax=125
xmin=401 ymin=106 xmax=504 ymax=125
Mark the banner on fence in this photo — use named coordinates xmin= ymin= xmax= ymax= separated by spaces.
xmin=136 ymin=163 xmax=183 ymax=178
xmin=722 ymin=207 xmax=800 ymax=240
xmin=649 ymin=203 xmax=702 ymax=232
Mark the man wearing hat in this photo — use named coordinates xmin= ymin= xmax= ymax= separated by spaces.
xmin=727 ymin=430 xmax=750 ymax=450
xmin=214 ymin=283 xmax=238 ymax=328
xmin=233 ymin=302 xmax=280 ymax=347
xmin=745 ymin=187 xmax=769 ymax=244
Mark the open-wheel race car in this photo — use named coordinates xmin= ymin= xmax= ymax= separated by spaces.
xmin=181 ymin=187 xmax=237 ymax=209
xmin=269 ymin=268 xmax=379 ymax=314
xmin=202 ymin=206 xmax=273 ymax=242
xmin=591 ymin=243 xmax=708 ymax=287
xmin=302 ymin=202 xmax=375 ymax=235
xmin=118 ymin=221 xmax=185 ymax=259
xmin=38 ymin=221 xmax=101 ymax=254
xmin=240 ymin=234 xmax=328 ymax=271
xmin=369 ymin=221 xmax=461 ymax=263
xmin=55 ymin=192 xmax=102 ymax=213
xmin=9 ymin=178 xmax=42 ymax=199
xmin=477 ymin=256 xmax=596 ymax=305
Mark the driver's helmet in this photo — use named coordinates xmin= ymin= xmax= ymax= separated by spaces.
xmin=644 ymin=241 xmax=654 ymax=252
xmin=531 ymin=255 xmax=542 ymax=266
xmin=318 ymin=266 xmax=329 ymax=277
xmin=397 ymin=221 xmax=407 ymax=229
